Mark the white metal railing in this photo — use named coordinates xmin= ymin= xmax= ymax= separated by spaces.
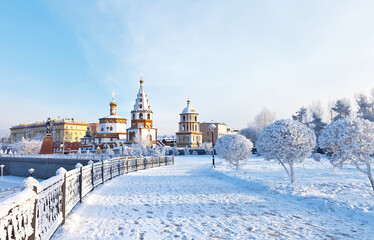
xmin=0 ymin=156 xmax=174 ymax=240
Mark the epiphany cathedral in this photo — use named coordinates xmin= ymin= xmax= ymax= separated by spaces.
xmin=80 ymin=74 xmax=157 ymax=150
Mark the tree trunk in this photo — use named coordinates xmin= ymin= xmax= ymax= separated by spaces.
xmin=289 ymin=162 xmax=295 ymax=183
xmin=366 ymin=162 xmax=374 ymax=192
xmin=278 ymin=159 xmax=292 ymax=183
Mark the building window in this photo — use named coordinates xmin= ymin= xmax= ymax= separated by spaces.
xmin=195 ymin=125 xmax=197 ymax=131
xmin=139 ymin=104 xmax=142 ymax=109
xmin=195 ymin=116 xmax=197 ymax=121
xmin=147 ymin=114 xmax=150 ymax=120
xmin=183 ymin=116 xmax=185 ymax=121
xmin=110 ymin=127 xmax=113 ymax=131
xmin=139 ymin=113 xmax=143 ymax=119
xmin=133 ymin=114 xmax=135 ymax=119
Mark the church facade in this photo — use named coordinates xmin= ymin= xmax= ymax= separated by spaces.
xmin=80 ymin=74 xmax=157 ymax=150
xmin=94 ymin=93 xmax=127 ymax=149
xmin=176 ymin=100 xmax=203 ymax=148
xmin=127 ymin=75 xmax=157 ymax=144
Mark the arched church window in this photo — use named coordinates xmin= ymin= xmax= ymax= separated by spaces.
xmin=110 ymin=127 xmax=113 ymax=131
xmin=101 ymin=128 xmax=104 ymax=132
xmin=132 ymin=114 xmax=135 ymax=119
xmin=139 ymin=113 xmax=143 ymax=119
xmin=183 ymin=116 xmax=186 ymax=121
xmin=140 ymin=104 xmax=143 ymax=109
xmin=147 ymin=114 xmax=150 ymax=120
xmin=195 ymin=116 xmax=197 ymax=121
xmin=195 ymin=125 xmax=197 ymax=131
xmin=182 ymin=125 xmax=185 ymax=131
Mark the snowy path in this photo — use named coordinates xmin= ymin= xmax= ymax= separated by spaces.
xmin=53 ymin=156 xmax=373 ymax=240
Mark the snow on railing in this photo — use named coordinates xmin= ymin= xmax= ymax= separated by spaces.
xmin=0 ymin=153 xmax=112 ymax=161
xmin=0 ymin=156 xmax=174 ymax=240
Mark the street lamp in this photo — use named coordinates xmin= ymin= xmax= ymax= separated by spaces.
xmin=28 ymin=168 xmax=35 ymax=177
xmin=208 ymin=124 xmax=217 ymax=168
xmin=0 ymin=164 xmax=4 ymax=180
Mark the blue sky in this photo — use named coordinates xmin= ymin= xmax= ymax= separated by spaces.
xmin=1 ymin=0 xmax=374 ymax=137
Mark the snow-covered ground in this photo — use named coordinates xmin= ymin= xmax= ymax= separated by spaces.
xmin=52 ymin=155 xmax=374 ymax=239
xmin=0 ymin=176 xmax=44 ymax=199
xmin=217 ymin=155 xmax=374 ymax=214
xmin=0 ymin=176 xmax=24 ymax=199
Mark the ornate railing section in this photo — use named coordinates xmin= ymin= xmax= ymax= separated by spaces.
xmin=0 ymin=156 xmax=174 ymax=240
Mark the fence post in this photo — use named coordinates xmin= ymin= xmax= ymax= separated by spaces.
xmin=144 ymin=157 xmax=147 ymax=169
xmin=102 ymin=160 xmax=105 ymax=183
xmin=110 ymin=159 xmax=113 ymax=180
xmin=91 ymin=163 xmax=94 ymax=188
xmin=62 ymin=173 xmax=67 ymax=224
xmin=30 ymin=185 xmax=38 ymax=240
xmin=126 ymin=159 xmax=129 ymax=174
xmin=135 ymin=158 xmax=138 ymax=171
xmin=158 ymin=156 xmax=160 ymax=167
xmin=165 ymin=156 xmax=168 ymax=166
xmin=118 ymin=161 xmax=120 ymax=175
xmin=79 ymin=167 xmax=83 ymax=203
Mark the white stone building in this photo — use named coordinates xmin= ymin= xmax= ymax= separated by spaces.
xmin=127 ymin=75 xmax=157 ymax=145
xmin=94 ymin=93 xmax=127 ymax=149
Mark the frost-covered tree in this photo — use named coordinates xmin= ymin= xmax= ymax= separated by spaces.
xmin=309 ymin=101 xmax=326 ymax=143
xmin=292 ymin=107 xmax=308 ymax=124
xmin=203 ymin=142 xmax=212 ymax=155
xmin=240 ymin=107 xmax=276 ymax=146
xmin=257 ymin=119 xmax=316 ymax=183
xmin=215 ymin=134 xmax=253 ymax=171
xmin=356 ymin=93 xmax=374 ymax=122
xmin=239 ymin=127 xmax=259 ymax=146
xmin=16 ymin=137 xmax=42 ymax=154
xmin=319 ymin=118 xmax=374 ymax=191
xmin=171 ymin=147 xmax=179 ymax=156
xmin=184 ymin=146 xmax=190 ymax=155
xmin=254 ymin=107 xmax=277 ymax=131
xmin=153 ymin=145 xmax=166 ymax=157
xmin=332 ymin=98 xmax=351 ymax=121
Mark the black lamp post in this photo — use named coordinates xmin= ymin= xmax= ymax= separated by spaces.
xmin=208 ymin=124 xmax=217 ymax=168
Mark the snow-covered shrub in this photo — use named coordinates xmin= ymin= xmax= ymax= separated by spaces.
xmin=203 ymin=142 xmax=212 ymax=155
xmin=107 ymin=147 xmax=114 ymax=156
xmin=16 ymin=137 xmax=42 ymax=154
xmin=312 ymin=153 xmax=322 ymax=162
xmin=257 ymin=119 xmax=316 ymax=183
xmin=171 ymin=147 xmax=179 ymax=156
xmin=184 ymin=146 xmax=190 ymax=155
xmin=192 ymin=150 xmax=198 ymax=155
xmin=319 ymin=118 xmax=374 ymax=191
xmin=152 ymin=145 xmax=166 ymax=157
xmin=215 ymin=134 xmax=253 ymax=171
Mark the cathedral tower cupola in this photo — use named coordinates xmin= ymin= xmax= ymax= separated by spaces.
xmin=110 ymin=91 xmax=117 ymax=116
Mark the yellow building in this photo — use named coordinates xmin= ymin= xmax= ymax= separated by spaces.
xmin=176 ymin=100 xmax=203 ymax=148
xmin=10 ymin=118 xmax=88 ymax=143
